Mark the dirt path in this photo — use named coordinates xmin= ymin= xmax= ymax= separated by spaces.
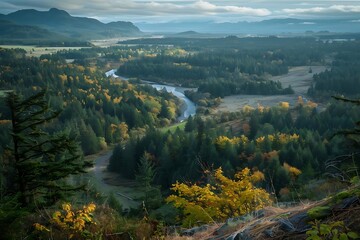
xmin=214 ymin=66 xmax=327 ymax=113
xmin=86 ymin=150 xmax=141 ymax=210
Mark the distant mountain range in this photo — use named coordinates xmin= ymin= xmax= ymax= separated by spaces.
xmin=1 ymin=8 xmax=359 ymax=45
xmin=137 ymin=18 xmax=360 ymax=35
xmin=0 ymin=8 xmax=142 ymax=43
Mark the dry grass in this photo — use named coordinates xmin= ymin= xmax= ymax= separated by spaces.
xmin=213 ymin=66 xmax=327 ymax=114
xmin=164 ymin=200 xmax=339 ymax=240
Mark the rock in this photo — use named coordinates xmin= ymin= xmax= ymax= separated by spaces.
xmin=279 ymin=218 xmax=295 ymax=232
xmin=335 ymin=196 xmax=359 ymax=210
xmin=279 ymin=212 xmax=311 ymax=233
xmin=263 ymin=228 xmax=275 ymax=237
xmin=290 ymin=212 xmax=312 ymax=232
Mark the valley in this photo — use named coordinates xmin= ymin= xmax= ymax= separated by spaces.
xmin=0 ymin=7 xmax=360 ymax=238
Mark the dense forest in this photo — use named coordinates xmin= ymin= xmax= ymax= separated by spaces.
xmin=0 ymin=47 xmax=182 ymax=155
xmin=117 ymin=37 xmax=360 ymax=99
xmin=109 ymin=99 xmax=360 ymax=196
xmin=1 ymin=36 xmax=360 ymax=239
xmin=309 ymin=50 xmax=360 ymax=96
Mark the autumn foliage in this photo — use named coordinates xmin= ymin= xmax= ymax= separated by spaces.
xmin=34 ymin=203 xmax=98 ymax=239
xmin=166 ymin=167 xmax=272 ymax=227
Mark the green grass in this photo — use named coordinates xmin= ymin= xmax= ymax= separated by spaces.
xmin=0 ymin=45 xmax=88 ymax=57
xmin=160 ymin=121 xmax=186 ymax=133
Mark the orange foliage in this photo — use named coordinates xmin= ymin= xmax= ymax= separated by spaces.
xmin=279 ymin=101 xmax=290 ymax=109
xmin=262 ymin=150 xmax=279 ymax=160
xmin=242 ymin=123 xmax=251 ymax=134
xmin=0 ymin=119 xmax=11 ymax=125
xmin=283 ymin=162 xmax=302 ymax=179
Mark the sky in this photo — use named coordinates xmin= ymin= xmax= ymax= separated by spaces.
xmin=0 ymin=0 xmax=360 ymax=23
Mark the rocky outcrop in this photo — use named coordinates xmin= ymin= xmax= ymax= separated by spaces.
xmin=175 ymin=190 xmax=360 ymax=240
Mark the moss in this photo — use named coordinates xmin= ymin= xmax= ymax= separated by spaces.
xmin=332 ymin=187 xmax=360 ymax=204
xmin=333 ymin=191 xmax=352 ymax=203
xmin=307 ymin=206 xmax=331 ymax=220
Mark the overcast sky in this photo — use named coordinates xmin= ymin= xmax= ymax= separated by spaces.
xmin=1 ymin=0 xmax=360 ymax=23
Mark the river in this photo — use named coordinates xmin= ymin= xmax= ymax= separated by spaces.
xmin=86 ymin=70 xmax=196 ymax=209
xmin=105 ymin=69 xmax=196 ymax=121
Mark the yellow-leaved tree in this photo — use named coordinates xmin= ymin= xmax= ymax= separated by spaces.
xmin=166 ymin=167 xmax=272 ymax=227
xmin=34 ymin=202 xmax=97 ymax=239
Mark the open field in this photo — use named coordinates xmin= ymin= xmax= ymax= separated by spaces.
xmin=0 ymin=45 xmax=88 ymax=57
xmin=214 ymin=66 xmax=327 ymax=113
xmin=271 ymin=65 xmax=327 ymax=96
xmin=90 ymin=38 xmax=136 ymax=47
xmin=90 ymin=36 xmax=164 ymax=48
xmin=160 ymin=121 xmax=186 ymax=133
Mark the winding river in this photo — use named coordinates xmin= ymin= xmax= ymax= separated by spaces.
xmin=105 ymin=69 xmax=196 ymax=121
xmin=88 ymin=70 xmax=197 ymax=209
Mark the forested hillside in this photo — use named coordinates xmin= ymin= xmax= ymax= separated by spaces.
xmin=0 ymin=47 xmax=182 ymax=155
xmin=0 ymin=8 xmax=142 ymax=41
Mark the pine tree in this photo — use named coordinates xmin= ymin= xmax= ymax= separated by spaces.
xmin=325 ymin=97 xmax=360 ymax=182
xmin=135 ymin=152 xmax=156 ymax=189
xmin=6 ymin=90 xmax=92 ymax=207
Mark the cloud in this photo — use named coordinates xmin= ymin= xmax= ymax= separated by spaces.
xmin=2 ymin=0 xmax=358 ymax=22
xmin=191 ymin=1 xmax=271 ymax=15
xmin=300 ymin=22 xmax=316 ymax=24
xmin=3 ymin=0 xmax=271 ymax=17
xmin=282 ymin=5 xmax=360 ymax=15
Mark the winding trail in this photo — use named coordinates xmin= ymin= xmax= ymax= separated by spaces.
xmin=87 ymin=151 xmax=140 ymax=210
xmin=92 ymin=151 xmax=112 ymax=189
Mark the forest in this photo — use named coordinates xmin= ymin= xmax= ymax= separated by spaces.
xmin=0 ymin=47 xmax=183 ymax=155
xmin=0 ymin=36 xmax=360 ymax=239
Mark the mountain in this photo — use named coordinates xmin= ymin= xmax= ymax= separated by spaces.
xmin=0 ymin=8 xmax=142 ymax=40
xmin=0 ymin=19 xmax=69 ymax=43
xmin=137 ymin=18 xmax=360 ymax=35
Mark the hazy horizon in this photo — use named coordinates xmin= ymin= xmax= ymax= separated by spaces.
xmin=1 ymin=0 xmax=360 ymax=24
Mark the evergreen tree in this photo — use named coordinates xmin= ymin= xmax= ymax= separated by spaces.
xmin=6 ymin=90 xmax=92 ymax=207
xmin=159 ymin=99 xmax=171 ymax=119
xmin=79 ymin=121 xmax=100 ymax=155
xmin=135 ymin=152 xmax=156 ymax=189
xmin=184 ymin=115 xmax=196 ymax=132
